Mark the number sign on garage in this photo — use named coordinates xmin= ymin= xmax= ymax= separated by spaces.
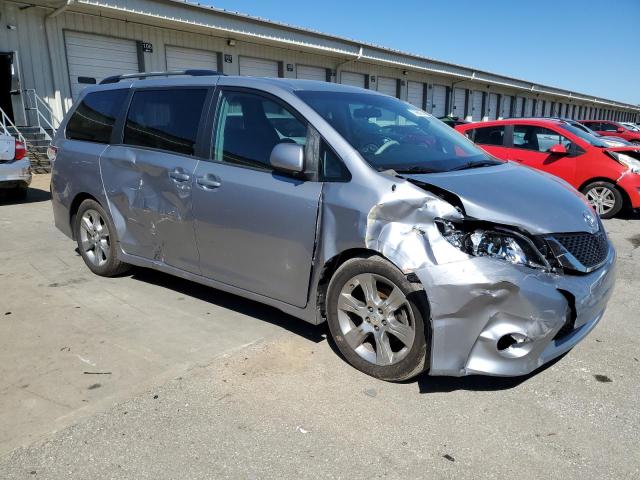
xmin=64 ymin=31 xmax=139 ymax=100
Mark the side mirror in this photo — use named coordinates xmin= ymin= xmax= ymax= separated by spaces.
xmin=270 ymin=143 xmax=305 ymax=175
xmin=548 ymin=143 xmax=568 ymax=155
xmin=617 ymin=127 xmax=625 ymax=133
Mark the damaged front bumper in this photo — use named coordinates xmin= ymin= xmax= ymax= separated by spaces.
xmin=415 ymin=245 xmax=616 ymax=377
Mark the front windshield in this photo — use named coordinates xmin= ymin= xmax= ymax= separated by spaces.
xmin=560 ymin=123 xmax=610 ymax=147
xmin=296 ymin=90 xmax=500 ymax=173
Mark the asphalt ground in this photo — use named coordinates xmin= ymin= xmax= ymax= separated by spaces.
xmin=0 ymin=174 xmax=638 ymax=479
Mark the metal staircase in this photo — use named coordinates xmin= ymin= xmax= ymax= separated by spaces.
xmin=1 ymin=89 xmax=60 ymax=173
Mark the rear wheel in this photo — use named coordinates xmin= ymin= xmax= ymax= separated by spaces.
xmin=326 ymin=255 xmax=429 ymax=381
xmin=74 ymin=199 xmax=130 ymax=276
xmin=581 ymin=181 xmax=623 ymax=219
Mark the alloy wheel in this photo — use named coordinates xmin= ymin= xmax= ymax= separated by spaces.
xmin=585 ymin=187 xmax=616 ymax=216
xmin=79 ymin=209 xmax=110 ymax=267
xmin=336 ymin=273 xmax=415 ymax=366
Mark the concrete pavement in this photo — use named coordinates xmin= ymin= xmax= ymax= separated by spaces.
xmin=0 ymin=174 xmax=639 ymax=479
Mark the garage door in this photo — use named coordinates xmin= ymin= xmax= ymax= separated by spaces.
xmin=514 ymin=97 xmax=524 ymax=117
xmin=544 ymin=101 xmax=551 ymax=117
xmin=377 ymin=77 xmax=397 ymax=97
xmin=65 ymin=31 xmax=139 ymax=100
xmin=452 ymin=88 xmax=465 ymax=118
xmin=296 ymin=65 xmax=326 ymax=82
xmin=524 ymin=98 xmax=533 ymax=117
xmin=471 ymin=91 xmax=483 ymax=121
xmin=340 ymin=71 xmax=366 ymax=88
xmin=487 ymin=93 xmax=498 ymax=120
xmin=431 ymin=84 xmax=447 ymax=117
xmin=500 ymin=95 xmax=512 ymax=119
xmin=407 ymin=81 xmax=424 ymax=109
xmin=166 ymin=45 xmax=219 ymax=71
xmin=239 ymin=56 xmax=279 ymax=77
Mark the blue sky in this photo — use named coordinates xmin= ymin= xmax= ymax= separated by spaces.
xmin=204 ymin=0 xmax=640 ymax=105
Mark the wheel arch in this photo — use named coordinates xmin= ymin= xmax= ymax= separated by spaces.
xmin=578 ymin=177 xmax=631 ymax=209
xmin=315 ymin=248 xmax=421 ymax=323
xmin=69 ymin=192 xmax=101 ymax=240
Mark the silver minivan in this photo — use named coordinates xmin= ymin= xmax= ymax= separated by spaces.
xmin=50 ymin=71 xmax=616 ymax=381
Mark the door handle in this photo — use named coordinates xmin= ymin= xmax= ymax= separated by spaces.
xmin=169 ymin=170 xmax=190 ymax=182
xmin=196 ymin=175 xmax=221 ymax=189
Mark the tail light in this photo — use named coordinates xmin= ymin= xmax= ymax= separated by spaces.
xmin=47 ymin=145 xmax=58 ymax=163
xmin=14 ymin=140 xmax=26 ymax=160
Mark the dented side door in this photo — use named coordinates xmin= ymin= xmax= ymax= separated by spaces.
xmin=100 ymin=145 xmax=201 ymax=273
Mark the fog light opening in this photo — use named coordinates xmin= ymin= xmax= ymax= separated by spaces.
xmin=497 ymin=334 xmax=518 ymax=351
xmin=497 ymin=333 xmax=532 ymax=351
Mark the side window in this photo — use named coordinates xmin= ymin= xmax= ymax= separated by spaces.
xmin=124 ymin=89 xmax=208 ymax=156
xmin=66 ymin=89 xmax=128 ymax=143
xmin=319 ymin=140 xmax=350 ymax=181
xmin=601 ymin=123 xmax=618 ymax=132
xmin=512 ymin=125 xmax=570 ymax=152
xmin=213 ymin=90 xmax=307 ymax=170
xmin=470 ymin=126 xmax=505 ymax=146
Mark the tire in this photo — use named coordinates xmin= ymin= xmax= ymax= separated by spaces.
xmin=326 ymin=255 xmax=430 ymax=381
xmin=581 ymin=181 xmax=624 ymax=219
xmin=74 ymin=199 xmax=130 ymax=276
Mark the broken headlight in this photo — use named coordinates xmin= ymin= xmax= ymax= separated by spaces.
xmin=606 ymin=151 xmax=640 ymax=174
xmin=436 ymin=220 xmax=550 ymax=270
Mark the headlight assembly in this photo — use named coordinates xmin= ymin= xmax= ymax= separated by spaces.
xmin=606 ymin=151 xmax=640 ymax=174
xmin=436 ymin=220 xmax=550 ymax=270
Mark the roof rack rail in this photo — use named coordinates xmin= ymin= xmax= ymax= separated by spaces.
xmin=100 ymin=69 xmax=224 ymax=84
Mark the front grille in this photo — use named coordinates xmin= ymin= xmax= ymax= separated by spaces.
xmin=552 ymin=231 xmax=609 ymax=270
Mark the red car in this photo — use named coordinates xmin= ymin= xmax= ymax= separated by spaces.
xmin=455 ymin=118 xmax=640 ymax=218
xmin=579 ymin=120 xmax=640 ymax=144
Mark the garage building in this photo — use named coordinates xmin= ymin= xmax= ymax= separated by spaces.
xmin=1 ymin=0 xmax=638 ymax=155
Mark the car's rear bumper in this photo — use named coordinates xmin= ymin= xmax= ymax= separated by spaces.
xmin=0 ymin=158 xmax=32 ymax=189
xmin=617 ymin=171 xmax=640 ymax=208
xmin=415 ymin=245 xmax=616 ymax=377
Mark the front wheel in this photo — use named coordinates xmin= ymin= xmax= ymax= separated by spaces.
xmin=326 ymin=255 xmax=430 ymax=381
xmin=74 ymin=199 xmax=130 ymax=276
xmin=581 ymin=181 xmax=623 ymax=219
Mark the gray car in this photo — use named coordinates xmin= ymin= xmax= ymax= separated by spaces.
xmin=50 ymin=72 xmax=616 ymax=381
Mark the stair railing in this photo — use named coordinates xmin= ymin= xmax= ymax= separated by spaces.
xmin=0 ymin=106 xmax=26 ymax=144
xmin=22 ymin=89 xmax=60 ymax=140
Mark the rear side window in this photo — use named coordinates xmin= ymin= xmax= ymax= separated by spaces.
xmin=512 ymin=125 xmax=571 ymax=152
xmin=124 ymin=89 xmax=208 ymax=156
xmin=66 ymin=89 xmax=128 ymax=143
xmin=468 ymin=126 xmax=505 ymax=146
xmin=600 ymin=123 xmax=619 ymax=132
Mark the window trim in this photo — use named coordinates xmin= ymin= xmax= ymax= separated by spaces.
xmin=205 ymin=86 xmax=350 ymax=182
xmin=510 ymin=124 xmax=573 ymax=154
xmin=63 ymin=88 xmax=130 ymax=145
xmin=115 ymin=85 xmax=215 ymax=158
xmin=467 ymin=125 xmax=507 ymax=147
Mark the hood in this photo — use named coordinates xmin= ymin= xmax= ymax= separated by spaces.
xmin=405 ymin=162 xmax=597 ymax=235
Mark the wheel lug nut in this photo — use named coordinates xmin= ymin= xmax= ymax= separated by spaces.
xmin=382 ymin=320 xmax=387 ymax=326
xmin=368 ymin=307 xmax=373 ymax=312
xmin=378 ymin=308 xmax=383 ymax=314
xmin=374 ymin=325 xmax=379 ymax=331
xmin=365 ymin=317 xmax=370 ymax=323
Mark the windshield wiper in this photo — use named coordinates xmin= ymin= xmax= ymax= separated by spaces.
xmin=449 ymin=160 xmax=499 ymax=171
xmin=391 ymin=166 xmax=439 ymax=174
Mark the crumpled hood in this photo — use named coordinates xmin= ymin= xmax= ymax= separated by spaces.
xmin=405 ymin=162 xmax=596 ymax=235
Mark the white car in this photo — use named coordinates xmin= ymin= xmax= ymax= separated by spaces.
xmin=0 ymin=134 xmax=31 ymax=198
